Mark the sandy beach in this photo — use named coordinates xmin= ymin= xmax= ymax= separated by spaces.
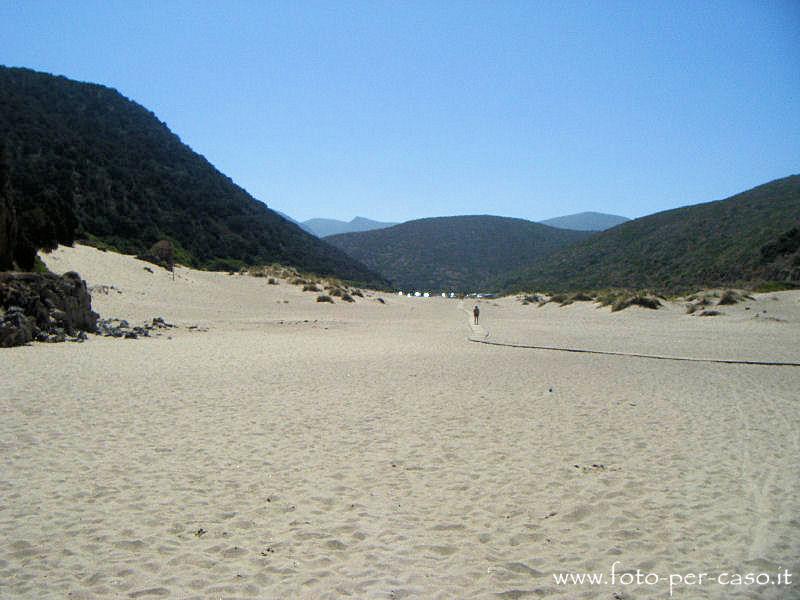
xmin=2 ymin=244 xmax=799 ymax=599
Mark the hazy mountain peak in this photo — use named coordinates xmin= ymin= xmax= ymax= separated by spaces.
xmin=539 ymin=211 xmax=629 ymax=231
xmin=301 ymin=216 xmax=398 ymax=238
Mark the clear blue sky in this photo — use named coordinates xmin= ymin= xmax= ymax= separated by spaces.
xmin=1 ymin=1 xmax=798 ymax=222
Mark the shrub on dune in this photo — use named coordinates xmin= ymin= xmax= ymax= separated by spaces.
xmin=718 ymin=289 xmax=752 ymax=305
xmin=316 ymin=295 xmax=334 ymax=303
xmin=569 ymin=292 xmax=595 ymax=303
xmin=519 ymin=294 xmax=544 ymax=305
xmin=611 ymin=294 xmax=662 ymax=312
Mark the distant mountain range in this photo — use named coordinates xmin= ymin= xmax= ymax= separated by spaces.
xmin=539 ymin=211 xmax=629 ymax=231
xmin=301 ymin=216 xmax=398 ymax=238
xmin=279 ymin=211 xmax=627 ymax=236
xmin=0 ymin=66 xmax=385 ymax=285
xmin=498 ymin=175 xmax=800 ymax=293
xmin=326 ymin=215 xmax=591 ymax=291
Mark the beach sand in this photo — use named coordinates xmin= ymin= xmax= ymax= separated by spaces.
xmin=2 ymin=244 xmax=799 ymax=599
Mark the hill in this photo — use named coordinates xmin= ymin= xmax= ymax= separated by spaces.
xmin=304 ymin=216 xmax=398 ymax=238
xmin=499 ymin=175 xmax=800 ymax=293
xmin=326 ymin=215 xmax=592 ymax=291
xmin=0 ymin=66 xmax=384 ymax=285
xmin=539 ymin=211 xmax=629 ymax=231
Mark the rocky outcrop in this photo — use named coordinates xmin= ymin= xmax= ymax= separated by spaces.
xmin=0 ymin=271 xmax=99 ymax=347
xmin=96 ymin=316 xmax=174 ymax=339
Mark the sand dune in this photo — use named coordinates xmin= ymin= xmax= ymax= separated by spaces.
xmin=1 ymin=245 xmax=798 ymax=599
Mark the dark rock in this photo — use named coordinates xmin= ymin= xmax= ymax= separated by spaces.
xmin=69 ymin=331 xmax=88 ymax=342
xmin=0 ymin=271 xmax=98 ymax=347
xmin=0 ymin=307 xmax=34 ymax=347
xmin=49 ymin=308 xmax=67 ymax=323
xmin=96 ymin=316 xmax=178 ymax=340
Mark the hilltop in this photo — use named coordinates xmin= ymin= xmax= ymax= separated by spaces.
xmin=0 ymin=66 xmax=384 ymax=285
xmin=326 ymin=215 xmax=591 ymax=291
xmin=499 ymin=175 xmax=800 ymax=293
xmin=539 ymin=211 xmax=629 ymax=231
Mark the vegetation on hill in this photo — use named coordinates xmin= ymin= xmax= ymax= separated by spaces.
xmin=0 ymin=150 xmax=17 ymax=270
xmin=498 ymin=175 xmax=800 ymax=293
xmin=326 ymin=215 xmax=592 ymax=291
xmin=0 ymin=66 xmax=384 ymax=285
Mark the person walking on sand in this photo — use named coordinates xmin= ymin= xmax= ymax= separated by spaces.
xmin=473 ymin=304 xmax=480 ymax=325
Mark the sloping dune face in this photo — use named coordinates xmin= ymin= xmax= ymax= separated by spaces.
xmin=1 ymin=245 xmax=799 ymax=599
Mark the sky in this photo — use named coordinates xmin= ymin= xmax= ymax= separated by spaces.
xmin=1 ymin=1 xmax=798 ymax=223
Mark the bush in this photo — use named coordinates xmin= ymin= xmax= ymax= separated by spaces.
xmin=151 ymin=240 xmax=175 ymax=271
xmin=341 ymin=293 xmax=355 ymax=302
xmin=316 ymin=295 xmax=333 ymax=303
xmin=205 ymin=257 xmax=246 ymax=272
xmin=611 ymin=294 xmax=662 ymax=312
xmin=267 ymin=277 xmax=278 ymax=285
xmin=570 ymin=292 xmax=595 ymax=302
xmin=718 ymin=290 xmax=751 ymax=305
xmin=596 ymin=292 xmax=622 ymax=307
xmin=302 ymin=283 xmax=321 ymax=292
xmin=753 ymin=281 xmax=798 ymax=293
xmin=520 ymin=294 xmax=543 ymax=305
xmin=32 ymin=254 xmax=50 ymax=274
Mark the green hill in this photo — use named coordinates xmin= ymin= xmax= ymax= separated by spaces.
xmin=326 ymin=215 xmax=592 ymax=291
xmin=0 ymin=66 xmax=384 ymax=285
xmin=498 ymin=175 xmax=800 ymax=293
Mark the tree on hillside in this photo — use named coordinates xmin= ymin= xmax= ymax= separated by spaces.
xmin=150 ymin=240 xmax=175 ymax=279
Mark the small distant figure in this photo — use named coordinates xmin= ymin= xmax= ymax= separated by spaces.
xmin=473 ymin=305 xmax=480 ymax=325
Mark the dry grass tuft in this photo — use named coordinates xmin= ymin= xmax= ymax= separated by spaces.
xmin=611 ymin=294 xmax=662 ymax=312
xmin=718 ymin=289 xmax=752 ymax=305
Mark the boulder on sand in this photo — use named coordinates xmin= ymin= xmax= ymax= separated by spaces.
xmin=0 ymin=271 xmax=99 ymax=347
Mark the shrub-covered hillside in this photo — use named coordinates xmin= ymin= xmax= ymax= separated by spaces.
xmin=326 ymin=215 xmax=592 ymax=291
xmin=0 ymin=66 xmax=384 ymax=285
xmin=498 ymin=175 xmax=800 ymax=293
